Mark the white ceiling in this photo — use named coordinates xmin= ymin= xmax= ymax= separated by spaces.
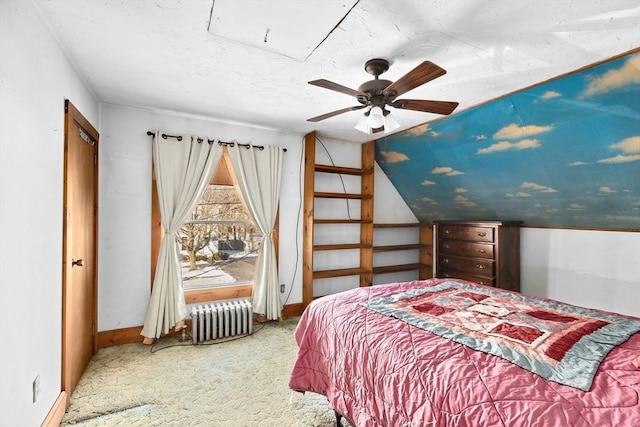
xmin=33 ymin=0 xmax=640 ymax=142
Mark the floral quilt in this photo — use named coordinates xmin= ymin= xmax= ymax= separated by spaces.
xmin=363 ymin=280 xmax=640 ymax=391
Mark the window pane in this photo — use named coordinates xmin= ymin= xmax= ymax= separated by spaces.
xmin=177 ymin=184 xmax=262 ymax=290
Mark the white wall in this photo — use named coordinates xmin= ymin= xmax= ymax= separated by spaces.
xmin=521 ymin=228 xmax=639 ymax=317
xmin=0 ymin=2 xmax=99 ymax=426
xmin=97 ymin=104 xmax=306 ymax=331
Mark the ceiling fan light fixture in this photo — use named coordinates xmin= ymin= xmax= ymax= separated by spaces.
xmin=354 ymin=114 xmax=370 ymax=133
xmin=384 ymin=112 xmax=400 ymax=133
xmin=355 ymin=107 xmax=402 ymax=135
xmin=366 ymin=106 xmax=385 ymax=128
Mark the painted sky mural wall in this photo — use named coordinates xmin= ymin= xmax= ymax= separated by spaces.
xmin=375 ymin=51 xmax=639 ymax=230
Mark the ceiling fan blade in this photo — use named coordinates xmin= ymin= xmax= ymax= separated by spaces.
xmin=383 ymin=61 xmax=447 ymax=98
xmin=372 ymin=126 xmax=385 ymax=134
xmin=307 ymin=105 xmax=366 ymax=122
xmin=308 ymin=79 xmax=364 ymax=98
xmin=391 ymin=99 xmax=459 ymax=115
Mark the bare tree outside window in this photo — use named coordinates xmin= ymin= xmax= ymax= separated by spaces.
xmin=177 ymin=184 xmax=262 ymax=289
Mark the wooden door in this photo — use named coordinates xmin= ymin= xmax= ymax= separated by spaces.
xmin=62 ymin=100 xmax=99 ymax=404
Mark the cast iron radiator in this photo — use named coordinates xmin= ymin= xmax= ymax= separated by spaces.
xmin=190 ymin=298 xmax=253 ymax=343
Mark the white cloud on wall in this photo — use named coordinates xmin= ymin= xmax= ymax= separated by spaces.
xmin=597 ymin=135 xmax=640 ymax=163
xmin=542 ymin=91 xmax=561 ymax=99
xmin=454 ymin=195 xmax=477 ymax=207
xmin=421 ymin=196 xmax=437 ymax=204
xmin=493 ymin=123 xmax=553 ymax=139
xmin=380 ymin=150 xmax=409 ymax=163
xmin=599 ymin=186 xmax=617 ymax=194
xmin=612 ymin=136 xmax=640 ymax=154
xmin=403 ymin=123 xmax=429 ymax=136
xmin=431 ymin=166 xmax=465 ymax=176
xmin=582 ymin=54 xmax=640 ymax=97
xmin=477 ymin=139 xmax=541 ymax=154
xmin=567 ymin=203 xmax=586 ymax=211
xmin=597 ymin=154 xmax=640 ymax=164
xmin=521 ymin=182 xmax=558 ymax=193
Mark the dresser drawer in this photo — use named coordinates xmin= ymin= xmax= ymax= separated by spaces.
xmin=438 ymin=269 xmax=496 ymax=287
xmin=439 ymin=239 xmax=494 ymax=259
xmin=439 ymin=225 xmax=494 ymax=242
xmin=438 ymin=255 xmax=494 ymax=277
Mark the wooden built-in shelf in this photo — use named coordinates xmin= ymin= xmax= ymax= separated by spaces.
xmin=314 ymin=243 xmax=370 ymax=251
xmin=303 ymin=132 xmax=432 ymax=309
xmin=314 ymin=219 xmax=372 ymax=225
xmin=314 ymin=191 xmax=373 ymax=200
xmin=315 ymin=164 xmax=374 ymax=176
xmin=373 ymin=263 xmax=431 ymax=275
xmin=313 ymin=267 xmax=370 ymax=280
xmin=374 ymin=223 xmax=423 ymax=228
xmin=303 ymin=132 xmax=374 ymax=307
xmin=372 ymin=223 xmax=433 ymax=281
xmin=373 ymin=243 xmax=425 ymax=252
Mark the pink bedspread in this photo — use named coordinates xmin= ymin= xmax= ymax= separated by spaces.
xmin=288 ymin=279 xmax=640 ymax=427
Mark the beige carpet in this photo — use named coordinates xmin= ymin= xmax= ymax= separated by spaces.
xmin=61 ymin=317 xmax=348 ymax=426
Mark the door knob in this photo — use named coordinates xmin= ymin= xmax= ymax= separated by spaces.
xmin=72 ymin=259 xmax=84 ymax=267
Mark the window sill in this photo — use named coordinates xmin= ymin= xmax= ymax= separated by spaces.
xmin=184 ymin=284 xmax=253 ymax=305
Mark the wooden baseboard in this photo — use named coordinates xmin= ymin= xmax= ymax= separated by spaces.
xmin=282 ymin=302 xmax=304 ymax=317
xmin=97 ymin=325 xmax=144 ymax=349
xmin=41 ymin=391 xmax=67 ymax=427
xmin=98 ymin=303 xmax=305 ymax=348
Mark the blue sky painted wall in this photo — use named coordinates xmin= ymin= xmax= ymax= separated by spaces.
xmin=375 ymin=52 xmax=640 ymax=230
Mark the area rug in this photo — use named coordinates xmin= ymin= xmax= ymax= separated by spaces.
xmin=61 ymin=317 xmax=348 ymax=426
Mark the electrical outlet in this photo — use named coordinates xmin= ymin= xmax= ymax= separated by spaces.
xmin=280 ymin=284 xmax=285 ymax=293
xmin=32 ymin=375 xmax=40 ymax=403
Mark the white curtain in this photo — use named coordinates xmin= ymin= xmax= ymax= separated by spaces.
xmin=141 ymin=133 xmax=222 ymax=339
xmin=227 ymin=143 xmax=284 ymax=320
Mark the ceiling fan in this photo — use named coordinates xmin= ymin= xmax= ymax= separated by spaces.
xmin=307 ymin=58 xmax=459 ymax=134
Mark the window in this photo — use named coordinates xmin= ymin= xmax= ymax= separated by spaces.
xmin=151 ymin=151 xmax=277 ymax=304
xmin=178 ymin=182 xmax=262 ymax=290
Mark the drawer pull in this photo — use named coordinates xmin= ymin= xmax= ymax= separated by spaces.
xmin=443 ymin=258 xmax=450 ymax=263
xmin=443 ymin=244 xmax=450 ymax=249
xmin=444 ymin=229 xmax=451 ymax=234
xmin=477 ymin=231 xmax=487 ymax=237
xmin=475 ymin=264 xmax=486 ymax=270
xmin=477 ymin=248 xmax=486 ymax=253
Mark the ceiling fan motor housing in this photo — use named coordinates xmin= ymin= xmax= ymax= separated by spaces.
xmin=357 ymin=79 xmax=393 ymax=105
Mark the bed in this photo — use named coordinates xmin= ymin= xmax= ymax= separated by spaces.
xmin=288 ymin=278 xmax=640 ymax=427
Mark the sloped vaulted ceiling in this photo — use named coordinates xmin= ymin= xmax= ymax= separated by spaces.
xmin=375 ymin=51 xmax=640 ymax=230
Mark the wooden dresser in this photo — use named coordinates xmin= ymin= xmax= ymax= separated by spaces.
xmin=433 ymin=220 xmax=522 ymax=292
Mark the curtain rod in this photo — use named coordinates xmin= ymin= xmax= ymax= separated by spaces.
xmin=146 ymin=131 xmax=286 ymax=152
